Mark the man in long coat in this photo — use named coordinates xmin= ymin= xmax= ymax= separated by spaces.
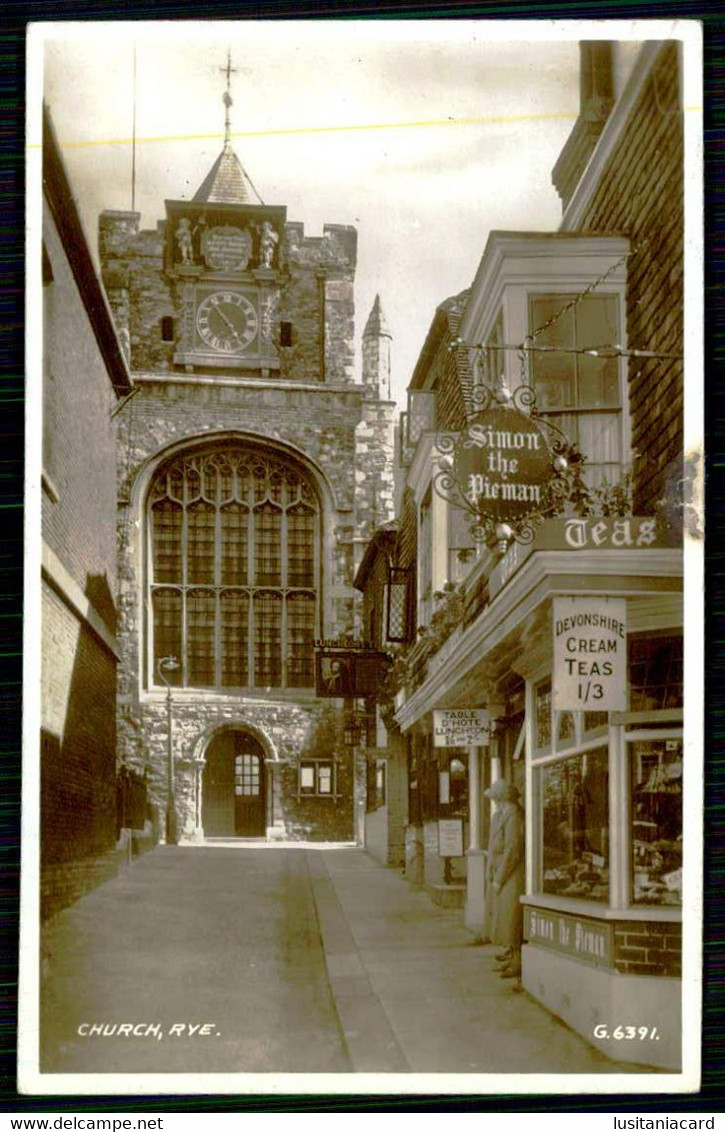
xmin=484 ymin=778 xmax=525 ymax=977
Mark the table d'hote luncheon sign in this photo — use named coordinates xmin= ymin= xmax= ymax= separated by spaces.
xmin=553 ymin=596 xmax=627 ymax=711
xmin=433 ymin=709 xmax=492 ymax=747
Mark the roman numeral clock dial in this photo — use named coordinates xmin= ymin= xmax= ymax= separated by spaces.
xmin=196 ymin=291 xmax=258 ymax=354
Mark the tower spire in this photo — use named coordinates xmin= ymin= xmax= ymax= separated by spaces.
xmin=220 ymin=49 xmax=238 ymax=147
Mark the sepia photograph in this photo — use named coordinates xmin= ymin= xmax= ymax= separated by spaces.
xmin=20 ymin=18 xmax=703 ymax=1097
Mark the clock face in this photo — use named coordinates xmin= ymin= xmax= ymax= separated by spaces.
xmin=196 ymin=291 xmax=258 ymax=353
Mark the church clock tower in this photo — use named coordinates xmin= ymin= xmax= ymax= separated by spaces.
xmin=165 ymin=56 xmax=285 ymax=375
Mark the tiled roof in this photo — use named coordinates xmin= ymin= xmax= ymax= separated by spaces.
xmin=192 ymin=143 xmax=249 ymax=205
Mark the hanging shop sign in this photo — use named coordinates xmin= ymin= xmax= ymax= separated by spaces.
xmin=524 ymin=907 xmax=614 ymax=968
xmin=433 ymin=384 xmax=574 ymax=547
xmin=433 ymin=709 xmax=491 ymax=747
xmin=553 ymin=596 xmax=627 ymax=711
xmin=438 ymin=818 xmax=464 ymax=858
xmin=314 ymin=648 xmax=389 ymax=698
xmin=455 ymin=408 xmax=554 ymax=521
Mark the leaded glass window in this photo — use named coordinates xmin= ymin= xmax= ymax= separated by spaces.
xmin=149 ymin=445 xmax=319 ymax=689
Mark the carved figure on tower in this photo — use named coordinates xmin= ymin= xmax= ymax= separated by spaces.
xmin=176 ymin=217 xmax=194 ymax=264
xmin=259 ymin=221 xmax=278 ymax=269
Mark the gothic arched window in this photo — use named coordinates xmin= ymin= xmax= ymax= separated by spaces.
xmin=148 ymin=444 xmax=319 ymax=690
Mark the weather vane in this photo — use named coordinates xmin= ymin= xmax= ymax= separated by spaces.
xmin=220 ymin=48 xmax=238 ymax=145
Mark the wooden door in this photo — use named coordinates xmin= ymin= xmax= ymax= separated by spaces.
xmin=233 ymin=742 xmax=266 ymax=836
xmin=202 ymin=731 xmax=266 ymax=837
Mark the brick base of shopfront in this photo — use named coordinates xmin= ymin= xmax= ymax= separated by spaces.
xmin=522 ymin=904 xmax=682 ymax=1070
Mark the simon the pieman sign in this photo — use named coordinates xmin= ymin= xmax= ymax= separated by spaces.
xmin=433 ymin=709 xmax=492 ymax=747
xmin=553 ymin=597 xmax=627 ymax=712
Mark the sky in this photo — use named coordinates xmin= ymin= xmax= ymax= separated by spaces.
xmin=36 ymin=20 xmax=588 ymax=409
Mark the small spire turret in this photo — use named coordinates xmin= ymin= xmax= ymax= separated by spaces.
xmin=362 ymin=294 xmax=392 ymax=400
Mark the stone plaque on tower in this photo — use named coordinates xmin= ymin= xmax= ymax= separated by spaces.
xmin=201 ymin=225 xmax=253 ymax=271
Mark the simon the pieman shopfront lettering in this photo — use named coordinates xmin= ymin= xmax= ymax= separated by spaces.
xmin=524 ymin=907 xmax=614 ymax=967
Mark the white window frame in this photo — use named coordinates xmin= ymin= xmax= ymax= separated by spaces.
xmin=457 ymin=234 xmax=631 ymax=488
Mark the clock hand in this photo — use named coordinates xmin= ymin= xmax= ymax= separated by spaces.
xmin=215 ymin=306 xmax=244 ymax=346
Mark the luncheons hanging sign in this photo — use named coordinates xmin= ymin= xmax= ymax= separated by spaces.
xmin=553 ymin=597 xmax=627 ymax=711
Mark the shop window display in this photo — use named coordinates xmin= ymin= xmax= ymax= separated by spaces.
xmin=535 ymin=680 xmax=552 ymax=751
xmin=630 ymin=737 xmax=682 ymax=906
xmin=629 ymin=635 xmax=683 ymax=712
xmin=540 ymin=745 xmax=609 ymax=900
xmin=555 ymin=710 xmax=576 ymax=750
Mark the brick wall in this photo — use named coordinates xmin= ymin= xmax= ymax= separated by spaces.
xmin=41 ymin=588 xmax=117 ymax=865
xmin=563 ymin=43 xmax=684 ymax=519
xmin=43 ymin=206 xmax=119 ymax=624
xmin=41 ymin=171 xmax=126 ymax=915
xmin=613 ymin=919 xmax=681 ymax=978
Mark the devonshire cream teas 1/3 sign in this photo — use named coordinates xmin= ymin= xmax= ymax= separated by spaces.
xmin=433 ymin=709 xmax=492 ymax=747
xmin=553 ymin=597 xmax=627 ymax=711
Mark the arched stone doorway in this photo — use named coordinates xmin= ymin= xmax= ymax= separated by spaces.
xmin=202 ymin=730 xmax=267 ymax=837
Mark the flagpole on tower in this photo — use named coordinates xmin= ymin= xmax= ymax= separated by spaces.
xmin=131 ymin=43 xmax=137 ymax=213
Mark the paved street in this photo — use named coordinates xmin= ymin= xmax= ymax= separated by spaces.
xmin=39 ymin=845 xmax=648 ymax=1078
xmin=40 ymin=846 xmax=349 ymax=1074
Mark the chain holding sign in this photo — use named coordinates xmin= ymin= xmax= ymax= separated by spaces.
xmin=553 ymin=596 xmax=627 ymax=711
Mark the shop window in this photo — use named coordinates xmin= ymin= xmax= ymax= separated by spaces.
xmin=583 ymin=710 xmax=608 ymax=735
xmin=420 ymin=748 xmax=439 ymax=822
xmin=539 ymin=745 xmax=609 ymax=901
xmin=447 ymin=504 xmax=478 ymax=587
xmin=447 ymin=755 xmax=468 ymax=815
xmin=148 ymin=444 xmax=318 ymax=690
xmin=529 ymin=293 xmax=622 ymax=490
xmin=534 ymin=679 xmax=552 ymax=753
xmin=299 ymin=760 xmax=336 ymax=797
xmin=629 ymin=736 xmax=682 ymax=906
xmin=555 ymin=710 xmax=576 ymax=751
xmin=367 ymin=759 xmax=386 ymax=812
xmin=407 ymin=740 xmax=421 ymax=825
xmin=629 ymin=635 xmax=683 ymax=712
